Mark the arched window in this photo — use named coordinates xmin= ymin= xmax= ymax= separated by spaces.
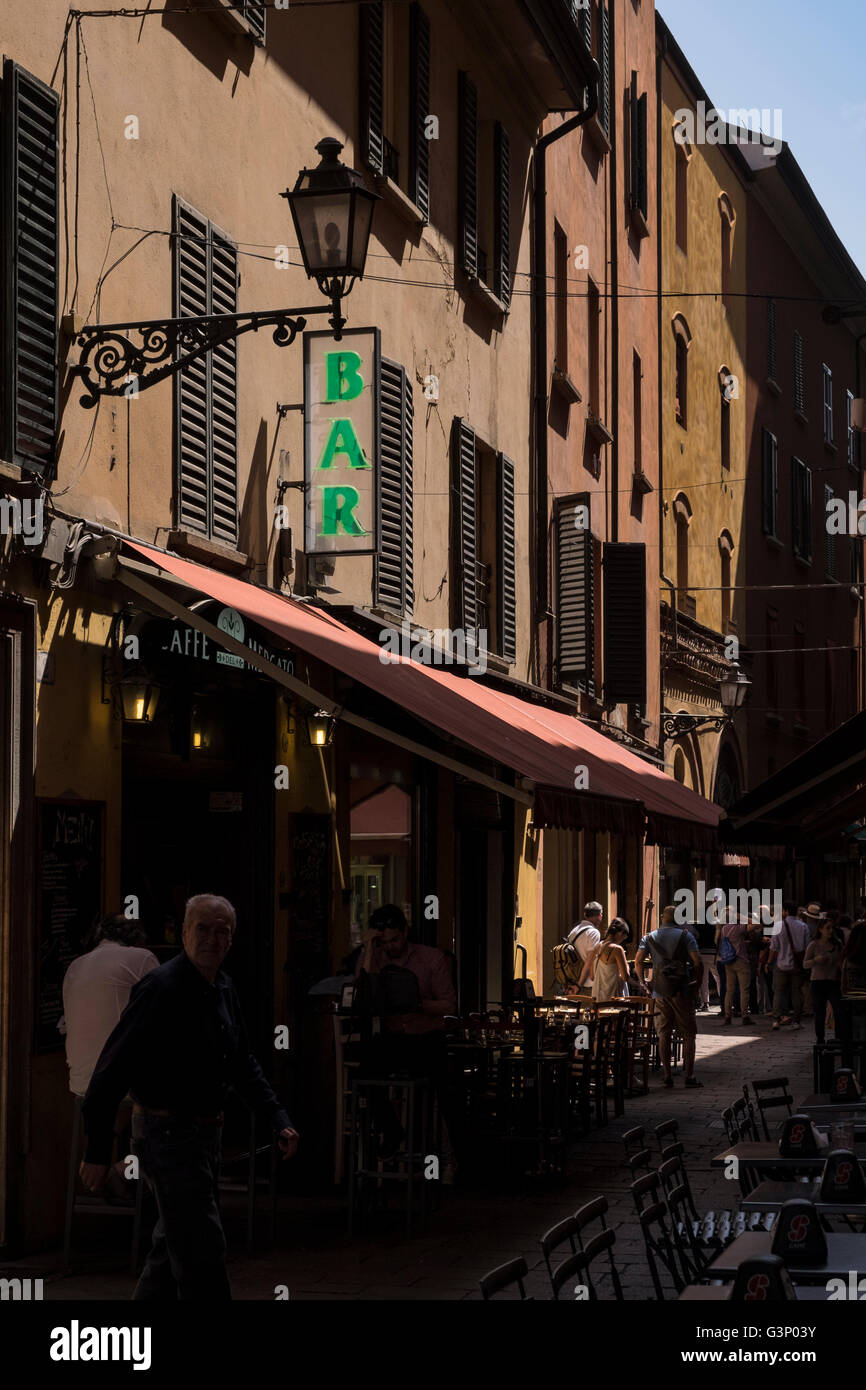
xmin=673 ymin=747 xmax=687 ymax=783
xmin=672 ymin=314 xmax=692 ymax=427
xmin=719 ymin=194 xmax=735 ymax=307
xmin=674 ymin=131 xmax=691 ymax=253
xmin=673 ymin=492 xmax=692 ymax=606
xmin=719 ymin=364 xmax=732 ymax=469
xmin=718 ymin=529 xmax=734 ymax=632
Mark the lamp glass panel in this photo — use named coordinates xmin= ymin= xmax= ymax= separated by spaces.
xmin=292 ymin=194 xmax=353 ymax=275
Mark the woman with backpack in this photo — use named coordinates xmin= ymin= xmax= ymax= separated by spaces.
xmin=581 ymin=919 xmax=630 ymax=1000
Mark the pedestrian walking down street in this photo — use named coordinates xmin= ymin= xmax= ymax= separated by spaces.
xmin=769 ymin=901 xmax=810 ymax=1030
xmin=718 ymin=910 xmax=756 ymax=1026
xmin=634 ymin=906 xmax=704 ymax=1089
xmin=804 ymin=919 xmax=846 ymax=1045
xmin=582 ymin=918 xmax=630 ymax=1000
xmin=565 ymin=901 xmax=604 ymax=996
xmin=80 ymin=894 xmax=299 ymax=1301
xmin=695 ymin=920 xmax=721 ymax=1013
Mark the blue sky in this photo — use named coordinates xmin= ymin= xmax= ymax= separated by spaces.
xmin=658 ymin=0 xmax=866 ymax=278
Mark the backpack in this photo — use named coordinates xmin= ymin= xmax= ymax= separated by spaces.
xmin=718 ymin=930 xmax=737 ymax=965
xmin=551 ymin=925 xmax=594 ymax=989
xmin=647 ymin=928 xmax=691 ymax=997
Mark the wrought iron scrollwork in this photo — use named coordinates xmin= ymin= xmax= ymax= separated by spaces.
xmin=661 ymin=713 xmax=728 ymax=740
xmin=72 ymin=307 xmax=329 ymax=407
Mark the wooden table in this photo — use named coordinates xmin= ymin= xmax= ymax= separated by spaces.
xmin=711 ymin=1142 xmax=861 ymax=1173
xmin=739 ymin=1179 xmax=866 ymax=1217
xmin=704 ymin=1231 xmax=866 ymax=1280
xmin=680 ymin=1283 xmax=828 ymax=1301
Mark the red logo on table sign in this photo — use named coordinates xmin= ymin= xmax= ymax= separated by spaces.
xmin=745 ymin=1273 xmax=770 ymax=1300
xmin=788 ymin=1214 xmax=809 ymax=1244
xmin=836 ymin=1076 xmax=847 ymax=1093
xmin=835 ymin=1161 xmax=852 ymax=1188
xmin=789 ymin=1123 xmax=805 ymax=1146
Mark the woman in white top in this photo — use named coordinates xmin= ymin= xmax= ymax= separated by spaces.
xmin=582 ymin=919 xmax=630 ymax=1000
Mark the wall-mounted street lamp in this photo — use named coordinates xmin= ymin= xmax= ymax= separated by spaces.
xmin=662 ymin=663 xmax=750 ymax=740
xmin=102 ymin=611 xmax=162 ymax=722
xmin=73 ymin=140 xmax=379 ymax=407
xmin=305 ymin=708 xmax=337 ymax=748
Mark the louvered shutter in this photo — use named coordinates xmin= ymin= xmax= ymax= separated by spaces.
xmin=761 ymin=429 xmax=777 ymax=536
xmin=375 ymin=358 xmax=414 ymax=615
xmin=603 ymin=542 xmax=647 ymax=705
xmin=243 ymin=1 xmax=266 ymax=45
xmin=360 ymin=1 xmax=385 ymax=176
xmin=557 ymin=501 xmax=594 ymax=688
xmin=493 ymin=122 xmax=510 ymax=307
xmin=497 ymin=453 xmax=516 ymax=662
xmin=173 ymin=197 xmax=238 ymax=543
xmin=578 ymin=1 xmax=591 ymax=49
xmin=767 ymin=298 xmax=777 ymax=381
xmin=794 ymin=331 xmax=804 ymax=413
xmin=452 ymin=418 xmax=477 ymax=631
xmin=803 ymin=464 xmax=812 ymax=561
xmin=791 ymin=457 xmax=801 ymax=554
xmin=636 ymin=92 xmax=648 ymax=217
xmin=825 ymin=485 xmax=835 ymax=577
xmin=458 ymin=72 xmax=478 ymax=280
xmin=1 ymin=59 xmax=59 ymax=475
xmin=599 ymin=5 xmax=611 ymax=136
xmin=409 ymin=4 xmax=430 ymax=222
xmin=209 ymin=230 xmax=238 ymax=543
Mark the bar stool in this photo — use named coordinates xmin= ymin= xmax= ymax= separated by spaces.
xmin=347 ymin=1074 xmax=438 ymax=1237
xmin=63 ymin=1096 xmax=145 ymax=1273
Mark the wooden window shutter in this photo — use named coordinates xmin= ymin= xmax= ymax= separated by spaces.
xmin=761 ymin=428 xmax=777 ymax=537
xmin=1 ymin=59 xmax=60 ymax=476
xmin=794 ymin=330 xmax=804 ymax=413
xmin=243 ymin=2 xmax=266 ymax=45
xmin=458 ymin=71 xmax=478 ymax=280
xmin=825 ymin=485 xmax=835 ymax=577
xmin=602 ymin=542 xmax=647 ymax=705
xmin=173 ymin=197 xmax=238 ymax=544
xmin=599 ymin=5 xmax=611 ymax=137
xmin=497 ymin=452 xmax=516 ymax=662
xmin=791 ymin=456 xmax=801 ymax=554
xmin=375 ymin=358 xmax=414 ymax=615
xmin=766 ymin=297 xmax=777 ymax=381
xmin=637 ymin=92 xmax=648 ymax=218
xmin=360 ymin=0 xmax=385 ymax=176
xmin=557 ymin=500 xmax=595 ymax=689
xmin=803 ymin=464 xmax=812 ymax=560
xmin=493 ymin=122 xmax=510 ymax=307
xmin=409 ymin=4 xmax=431 ymax=222
xmin=578 ymin=1 xmax=591 ymax=50
xmin=452 ymin=418 xmax=477 ymax=631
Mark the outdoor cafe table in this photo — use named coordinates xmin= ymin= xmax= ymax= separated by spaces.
xmin=679 ymin=1283 xmax=829 ymax=1301
xmin=738 ymin=1179 xmax=866 ymax=1217
xmin=703 ymin=1231 xmax=866 ymax=1280
xmin=796 ymin=1094 xmax=866 ymax=1132
xmin=711 ymin=1142 xmax=866 ymax=1174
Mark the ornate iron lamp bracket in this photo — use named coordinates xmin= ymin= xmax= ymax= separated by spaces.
xmin=72 ymin=304 xmax=332 ymax=408
xmin=661 ymin=712 xmax=729 ymax=740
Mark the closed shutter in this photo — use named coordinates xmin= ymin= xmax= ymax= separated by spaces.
xmin=409 ymin=4 xmax=430 ymax=222
xmin=794 ymin=331 xmax=804 ymax=413
xmin=825 ymin=485 xmax=835 ymax=577
xmin=493 ymin=122 xmax=510 ymax=307
xmin=578 ymin=1 xmax=591 ymax=49
xmin=557 ymin=499 xmax=594 ymax=689
xmin=360 ymin=0 xmax=385 ymax=175
xmin=1 ymin=59 xmax=60 ymax=476
xmin=452 ymin=418 xmax=477 ymax=631
xmin=375 ymin=358 xmax=414 ymax=615
xmin=761 ymin=428 xmax=777 ymax=536
xmin=766 ymin=297 xmax=777 ymax=381
xmin=173 ymin=196 xmax=238 ymax=543
xmin=603 ymin=542 xmax=647 ymax=705
xmin=599 ymin=4 xmax=611 ymax=137
xmin=243 ymin=1 xmax=266 ymax=45
xmin=458 ymin=71 xmax=478 ymax=280
xmin=802 ymin=463 xmax=812 ymax=561
xmin=636 ymin=92 xmax=648 ymax=217
xmin=497 ymin=452 xmax=516 ymax=662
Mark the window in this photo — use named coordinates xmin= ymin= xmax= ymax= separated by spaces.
xmin=212 ymin=0 xmax=266 ymax=45
xmin=673 ymin=493 xmax=691 ymax=608
xmin=672 ymin=315 xmax=691 ymax=427
xmin=557 ymin=493 xmax=596 ymax=691
xmin=675 ymin=143 xmax=688 ymax=253
xmin=824 ymin=485 xmax=836 ymax=578
xmin=597 ymin=4 xmax=611 ymax=138
xmin=173 ymin=197 xmax=238 ymax=544
xmin=374 ymin=359 xmax=414 ymax=616
xmin=0 ymin=59 xmax=60 ymax=475
xmin=848 ymin=389 xmax=859 ymax=471
xmin=791 ymin=456 xmax=812 ymax=561
xmin=457 ymin=72 xmax=510 ymax=304
xmin=633 ymin=350 xmax=642 ymax=473
xmin=823 ymin=364 xmax=834 ymax=444
xmin=587 ymin=277 xmax=601 ymax=415
xmin=629 ymin=72 xmax=648 ymax=222
xmin=576 ymin=0 xmax=591 ymax=48
xmin=451 ymin=419 xmax=516 ymax=660
xmin=794 ymin=331 xmax=805 ymax=414
xmin=766 ymin=608 xmax=778 ymax=714
xmin=761 ymin=428 xmax=778 ymax=537
xmin=719 ymin=531 xmax=734 ymax=632
xmin=719 ymin=367 xmax=732 ymax=470
xmin=766 ymin=297 xmax=777 ymax=383
xmin=825 ymin=641 xmax=835 ymax=731
xmin=794 ymin=623 xmax=806 ymax=725
xmin=360 ymin=3 xmax=431 ymax=220
xmin=719 ymin=195 xmax=734 ymax=308
xmin=554 ymin=222 xmax=568 ymax=374
xmin=852 ymin=533 xmax=863 ymax=592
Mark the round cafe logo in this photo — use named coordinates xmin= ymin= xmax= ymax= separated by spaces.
xmin=216 ymin=607 xmax=245 ymax=643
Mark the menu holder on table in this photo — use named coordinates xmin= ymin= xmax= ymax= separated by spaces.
xmin=831 ymin=1069 xmax=862 ymax=1103
xmin=771 ymin=1199 xmax=828 ymax=1265
xmin=779 ymin=1113 xmax=826 ymax=1157
xmin=731 ymin=1253 xmax=798 ymax=1301
xmin=819 ymin=1149 xmax=866 ymax=1203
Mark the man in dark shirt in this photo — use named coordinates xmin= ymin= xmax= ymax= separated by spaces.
xmin=79 ymin=894 xmax=299 ymax=1300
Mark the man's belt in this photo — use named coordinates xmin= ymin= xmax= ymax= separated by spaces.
xmin=133 ymin=1103 xmax=224 ymax=1125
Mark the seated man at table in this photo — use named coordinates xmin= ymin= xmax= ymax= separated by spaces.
xmin=356 ymin=905 xmax=457 ymax=1176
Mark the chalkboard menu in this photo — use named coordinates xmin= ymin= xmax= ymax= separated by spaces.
xmin=36 ymin=800 xmax=105 ymax=1052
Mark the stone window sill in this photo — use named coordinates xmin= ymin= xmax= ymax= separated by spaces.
xmin=794 ymin=408 xmax=809 ymax=427
xmin=765 ymin=533 xmax=784 ymax=551
xmin=466 ymin=276 xmax=508 ymax=319
xmin=167 ymin=530 xmax=251 ymax=575
xmin=766 ymin=378 xmax=782 ymax=398
xmin=584 ymin=113 xmax=611 ymax=156
xmin=629 ymin=203 xmax=650 ymax=240
xmin=373 ymin=173 xmax=426 ymax=228
xmin=551 ymin=367 xmax=582 ymax=405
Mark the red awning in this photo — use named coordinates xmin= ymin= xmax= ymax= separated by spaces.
xmin=121 ymin=541 xmax=719 ymax=848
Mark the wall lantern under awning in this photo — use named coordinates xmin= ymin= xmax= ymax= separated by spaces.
xmin=102 ymin=610 xmax=162 ymax=723
xmin=305 ymin=709 xmax=337 ymax=748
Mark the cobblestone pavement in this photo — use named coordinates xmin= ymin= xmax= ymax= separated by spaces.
xmin=3 ymin=1008 xmax=822 ymax=1300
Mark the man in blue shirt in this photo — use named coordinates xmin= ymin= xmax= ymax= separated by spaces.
xmin=635 ymin=906 xmax=704 ymax=1089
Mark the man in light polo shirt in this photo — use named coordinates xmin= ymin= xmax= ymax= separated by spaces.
xmin=567 ymin=902 xmax=603 ymax=992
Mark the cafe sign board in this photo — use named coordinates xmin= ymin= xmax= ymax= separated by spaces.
xmin=304 ymin=327 xmax=380 ymax=556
